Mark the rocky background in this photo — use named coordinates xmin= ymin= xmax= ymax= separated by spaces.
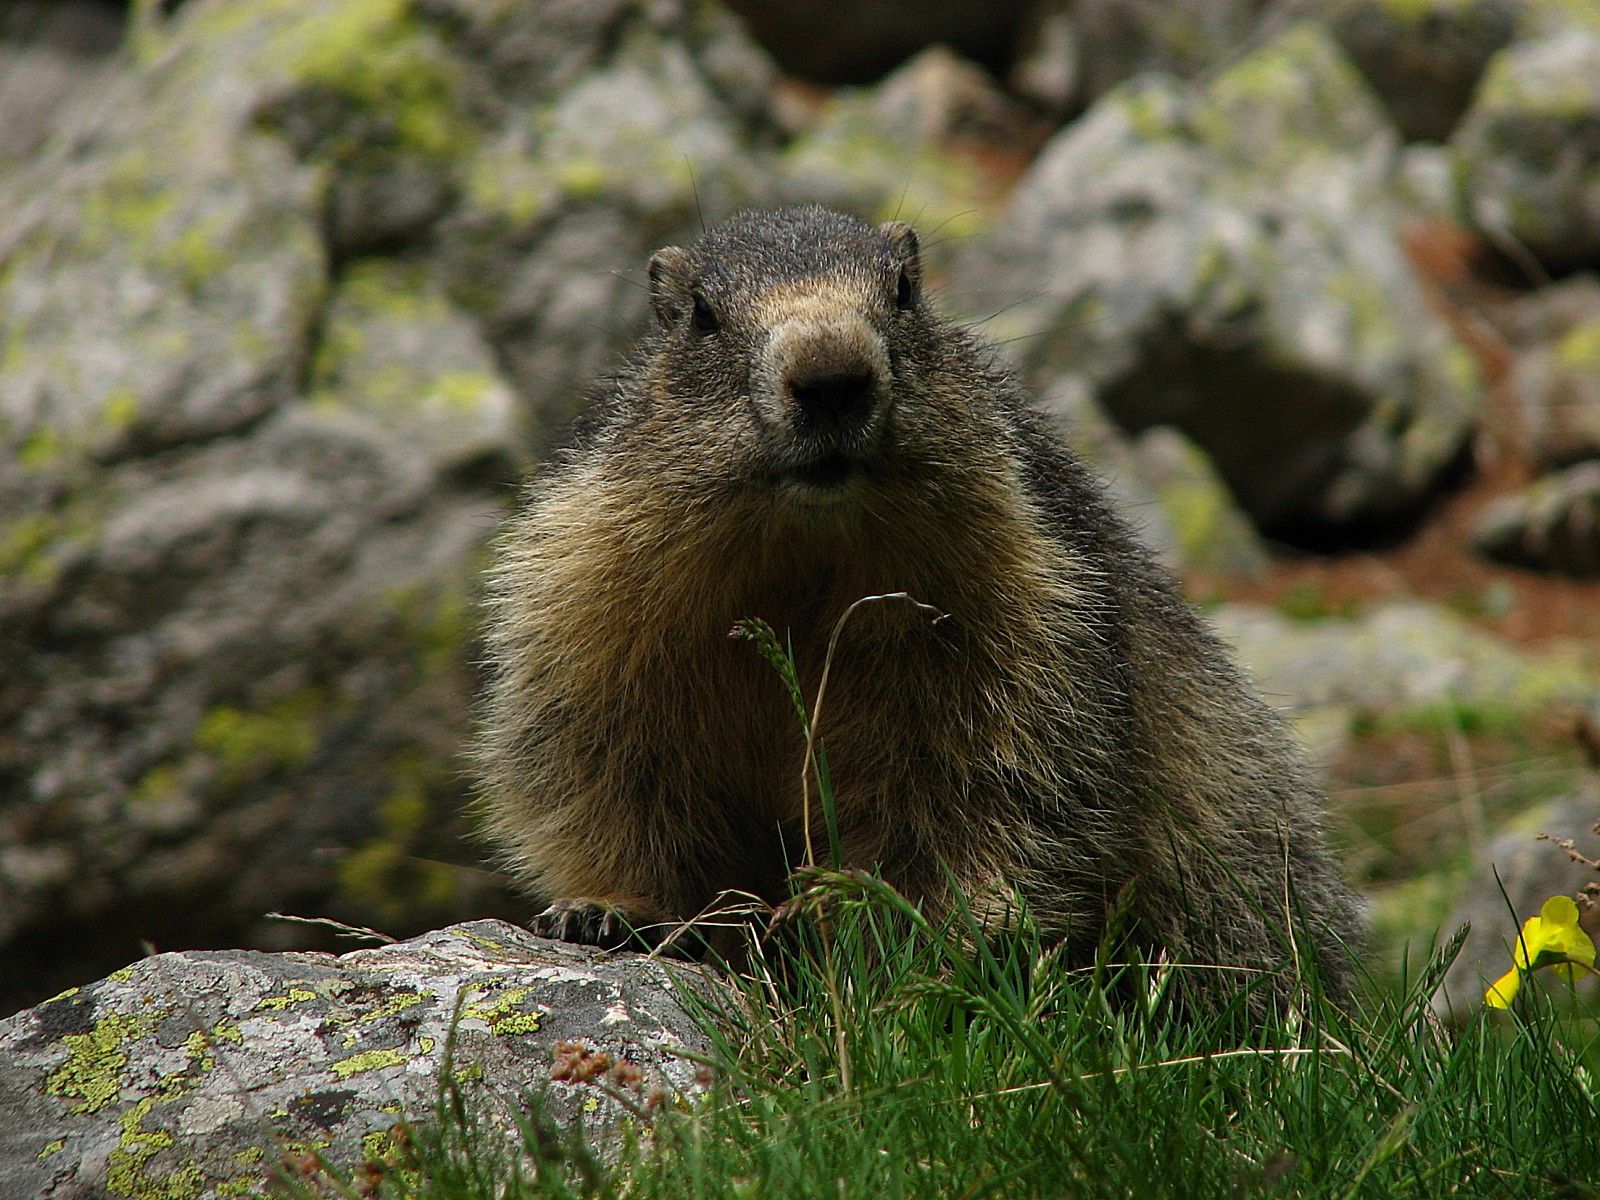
xmin=2 ymin=0 xmax=1599 ymax=1019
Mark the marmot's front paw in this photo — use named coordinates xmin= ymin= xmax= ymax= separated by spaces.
xmin=533 ymin=899 xmax=641 ymax=949
xmin=532 ymin=899 xmax=712 ymax=958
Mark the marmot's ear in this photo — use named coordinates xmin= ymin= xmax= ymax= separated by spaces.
xmin=879 ymin=220 xmax=922 ymax=306
xmin=648 ymin=246 xmax=690 ymax=329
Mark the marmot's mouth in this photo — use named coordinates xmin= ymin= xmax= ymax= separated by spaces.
xmin=785 ymin=453 xmax=858 ymax=489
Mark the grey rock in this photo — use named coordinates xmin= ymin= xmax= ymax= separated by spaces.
xmin=1453 ymin=27 xmax=1600 ymax=273
xmin=1489 ymin=269 xmax=1600 ymax=348
xmin=1432 ymin=789 xmax=1600 ymax=1017
xmin=1212 ymin=599 xmax=1597 ymax=722
xmin=1022 ymin=379 xmax=1269 ymax=577
xmin=1394 ymin=142 xmax=1470 ymax=222
xmin=776 ymin=46 xmax=1019 ymax=254
xmin=1011 ymin=0 xmax=1273 ymax=116
xmin=0 ymin=921 xmax=714 ymax=1200
xmin=1474 ymin=461 xmax=1600 ymax=578
xmin=1128 ymin=426 xmax=1271 ymax=577
xmin=1500 ymin=277 xmax=1600 ymax=466
xmin=434 ymin=1 xmax=781 ymax=448
xmin=0 ymin=1 xmax=125 ymax=167
xmin=967 ymin=23 xmax=1482 ymax=538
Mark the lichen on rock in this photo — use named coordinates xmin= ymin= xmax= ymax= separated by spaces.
xmin=0 ymin=922 xmax=713 ymax=1200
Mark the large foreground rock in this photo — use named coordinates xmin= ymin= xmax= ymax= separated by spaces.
xmin=0 ymin=921 xmax=712 ymax=1199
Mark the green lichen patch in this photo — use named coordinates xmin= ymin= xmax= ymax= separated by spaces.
xmin=334 ymin=591 xmax=472 ymax=924
xmin=257 ymin=987 xmax=319 ymax=1012
xmin=336 ymin=816 xmax=461 ymax=923
xmin=462 ymin=986 xmax=546 ymax=1037
xmin=17 ymin=425 xmax=68 ymax=473
xmin=1556 ymin=316 xmax=1600 ymax=374
xmin=310 ymin=260 xmax=506 ymax=422
xmin=256 ymin=0 xmax=475 ymax=165
xmin=779 ymin=87 xmax=992 ymax=248
xmin=0 ymin=489 xmax=112 ymax=599
xmin=152 ymin=213 xmax=235 ymax=297
xmin=182 ymin=1020 xmax=244 ymax=1071
xmin=194 ymin=686 xmax=333 ymax=789
xmin=330 ymin=1047 xmax=408 ymax=1079
xmin=1326 ymin=266 xmax=1406 ymax=364
xmin=331 ymin=989 xmax=431 ymax=1049
xmin=457 ymin=931 xmax=507 ymax=955
xmin=389 ymin=581 xmax=477 ymax=680
xmin=46 ymin=1010 xmax=159 ymax=1115
xmin=1472 ymin=29 xmax=1600 ymax=119
xmin=73 ymin=152 xmax=182 ymax=261
xmin=0 ymin=513 xmax=65 ymax=586
xmin=105 ymin=1095 xmax=203 ymax=1200
xmin=462 ymin=143 xmax=560 ymax=228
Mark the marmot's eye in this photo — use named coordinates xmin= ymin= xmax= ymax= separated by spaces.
xmin=690 ymin=292 xmax=719 ymax=334
xmin=895 ymin=267 xmax=915 ymax=310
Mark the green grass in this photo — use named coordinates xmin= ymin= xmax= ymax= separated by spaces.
xmin=282 ymin=871 xmax=1600 ymax=1200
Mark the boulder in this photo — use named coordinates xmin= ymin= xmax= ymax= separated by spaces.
xmin=776 ymin=45 xmax=1018 ymax=249
xmin=1127 ymin=426 xmax=1271 ymax=577
xmin=965 ymin=23 xmax=1482 ymax=540
xmin=1010 ymin=0 xmax=1272 ymax=117
xmin=0 ymin=921 xmax=712 ymax=1200
xmin=1211 ymin=599 xmax=1597 ymax=757
xmin=1502 ymin=278 xmax=1600 ymax=466
xmin=1453 ymin=26 xmax=1600 ymax=274
xmin=0 ymin=0 xmax=125 ymax=168
xmin=1474 ymin=461 xmax=1600 ymax=578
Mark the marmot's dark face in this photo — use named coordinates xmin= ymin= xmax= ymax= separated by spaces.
xmin=643 ymin=207 xmax=932 ymax=511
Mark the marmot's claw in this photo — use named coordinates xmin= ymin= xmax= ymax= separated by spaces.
xmin=532 ymin=901 xmax=716 ymax=959
xmin=533 ymin=899 xmax=637 ymax=950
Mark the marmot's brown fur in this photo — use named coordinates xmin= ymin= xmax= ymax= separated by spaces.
xmin=476 ymin=206 xmax=1359 ymax=1001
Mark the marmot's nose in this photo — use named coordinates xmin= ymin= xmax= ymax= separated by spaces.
xmin=786 ymin=365 xmax=877 ymax=432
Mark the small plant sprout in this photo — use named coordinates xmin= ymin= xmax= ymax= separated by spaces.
xmin=1484 ymin=895 xmax=1599 ymax=1010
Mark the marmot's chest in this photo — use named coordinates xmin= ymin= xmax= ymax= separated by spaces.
xmin=638 ymin=590 xmax=973 ymax=818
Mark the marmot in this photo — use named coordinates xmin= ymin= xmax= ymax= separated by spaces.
xmin=476 ymin=206 xmax=1359 ymax=1002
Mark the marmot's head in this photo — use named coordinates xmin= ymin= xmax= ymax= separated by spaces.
xmin=636 ymin=206 xmax=964 ymax=512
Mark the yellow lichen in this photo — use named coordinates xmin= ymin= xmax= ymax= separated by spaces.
xmin=257 ymin=987 xmax=318 ymax=1011
xmin=46 ymin=1011 xmax=157 ymax=1115
xmin=463 ymin=986 xmax=546 ymax=1036
xmin=331 ymin=1048 xmax=407 ymax=1079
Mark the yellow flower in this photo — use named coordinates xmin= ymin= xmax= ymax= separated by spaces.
xmin=1485 ymin=895 xmax=1598 ymax=1009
